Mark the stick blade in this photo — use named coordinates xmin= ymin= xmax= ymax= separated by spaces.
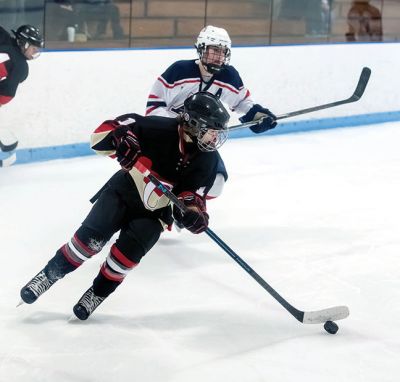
xmin=302 ymin=305 xmax=349 ymax=324
xmin=352 ymin=67 xmax=371 ymax=100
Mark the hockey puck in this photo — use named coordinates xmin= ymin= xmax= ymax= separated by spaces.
xmin=324 ymin=320 xmax=339 ymax=334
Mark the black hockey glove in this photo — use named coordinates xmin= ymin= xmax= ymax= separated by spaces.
xmin=112 ymin=127 xmax=141 ymax=171
xmin=239 ymin=104 xmax=277 ymax=134
xmin=173 ymin=192 xmax=209 ymax=234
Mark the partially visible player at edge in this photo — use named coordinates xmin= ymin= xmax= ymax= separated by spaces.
xmin=0 ymin=25 xmax=43 ymax=166
xmin=0 ymin=25 xmax=43 ymax=107
xmin=19 ymin=92 xmax=230 ymax=320
xmin=146 ymin=25 xmax=277 ymax=196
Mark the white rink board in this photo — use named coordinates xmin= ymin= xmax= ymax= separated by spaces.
xmin=1 ymin=43 xmax=399 ymax=149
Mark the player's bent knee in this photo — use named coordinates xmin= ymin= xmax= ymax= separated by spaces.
xmin=119 ymin=218 xmax=163 ymax=262
xmin=93 ymin=219 xmax=162 ymax=297
xmin=75 ymin=226 xmax=108 ymax=254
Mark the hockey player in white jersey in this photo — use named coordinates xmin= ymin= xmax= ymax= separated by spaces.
xmin=146 ymin=26 xmax=277 ymax=197
xmin=146 ymin=25 xmax=277 ymax=134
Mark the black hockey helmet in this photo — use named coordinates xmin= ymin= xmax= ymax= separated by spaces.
xmin=12 ymin=25 xmax=44 ymax=49
xmin=182 ymin=92 xmax=230 ymax=152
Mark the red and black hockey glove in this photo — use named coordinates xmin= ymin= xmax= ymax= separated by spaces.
xmin=173 ymin=192 xmax=209 ymax=234
xmin=112 ymin=127 xmax=141 ymax=171
xmin=240 ymin=104 xmax=277 ymax=134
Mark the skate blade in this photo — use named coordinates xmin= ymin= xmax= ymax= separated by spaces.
xmin=67 ymin=314 xmax=79 ymax=323
xmin=16 ymin=299 xmax=25 ymax=307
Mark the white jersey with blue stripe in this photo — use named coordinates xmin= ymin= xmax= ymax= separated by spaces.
xmin=146 ymin=59 xmax=255 ymax=118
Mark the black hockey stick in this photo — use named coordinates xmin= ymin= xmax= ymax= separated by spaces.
xmin=229 ymin=66 xmax=371 ymax=131
xmin=144 ymin=169 xmax=349 ymax=325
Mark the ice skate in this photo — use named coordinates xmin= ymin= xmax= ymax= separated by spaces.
xmin=73 ymin=287 xmax=106 ymax=320
xmin=20 ymin=269 xmax=57 ymax=304
xmin=20 ymin=251 xmax=76 ymax=304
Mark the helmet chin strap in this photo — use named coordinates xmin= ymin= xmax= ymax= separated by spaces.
xmin=204 ymin=62 xmax=223 ymax=75
xmin=199 ymin=60 xmax=222 ymax=78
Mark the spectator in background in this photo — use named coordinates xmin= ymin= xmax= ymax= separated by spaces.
xmin=22 ymin=0 xmax=45 ymax=29
xmin=345 ymin=0 xmax=382 ymax=42
xmin=279 ymin=0 xmax=331 ymax=37
xmin=45 ymin=0 xmax=77 ymax=41
xmin=75 ymin=0 xmax=124 ymax=40
xmin=305 ymin=0 xmax=331 ymax=36
xmin=0 ymin=1 xmax=26 ymax=32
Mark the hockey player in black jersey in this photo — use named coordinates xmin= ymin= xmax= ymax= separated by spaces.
xmin=0 ymin=25 xmax=43 ymax=107
xmin=20 ymin=92 xmax=230 ymax=320
xmin=0 ymin=25 xmax=43 ymax=166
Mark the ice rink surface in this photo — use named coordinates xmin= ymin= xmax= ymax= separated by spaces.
xmin=1 ymin=122 xmax=399 ymax=382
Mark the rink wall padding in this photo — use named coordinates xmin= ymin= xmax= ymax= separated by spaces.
xmin=13 ymin=143 xmax=93 ymax=165
xmin=11 ymin=110 xmax=400 ymax=165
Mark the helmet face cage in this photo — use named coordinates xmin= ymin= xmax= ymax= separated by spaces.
xmin=184 ymin=114 xmax=228 ymax=152
xmin=195 ymin=26 xmax=232 ymax=74
xmin=183 ymin=92 xmax=230 ymax=152
xmin=197 ymin=126 xmax=228 ymax=152
xmin=197 ymin=45 xmax=231 ymax=75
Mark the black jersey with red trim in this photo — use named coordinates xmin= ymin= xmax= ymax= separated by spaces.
xmin=0 ymin=26 xmax=29 ymax=106
xmin=145 ymin=59 xmax=255 ymax=117
xmin=91 ymin=113 xmax=225 ymax=213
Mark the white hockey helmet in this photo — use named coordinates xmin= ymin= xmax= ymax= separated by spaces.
xmin=195 ymin=25 xmax=231 ymax=74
